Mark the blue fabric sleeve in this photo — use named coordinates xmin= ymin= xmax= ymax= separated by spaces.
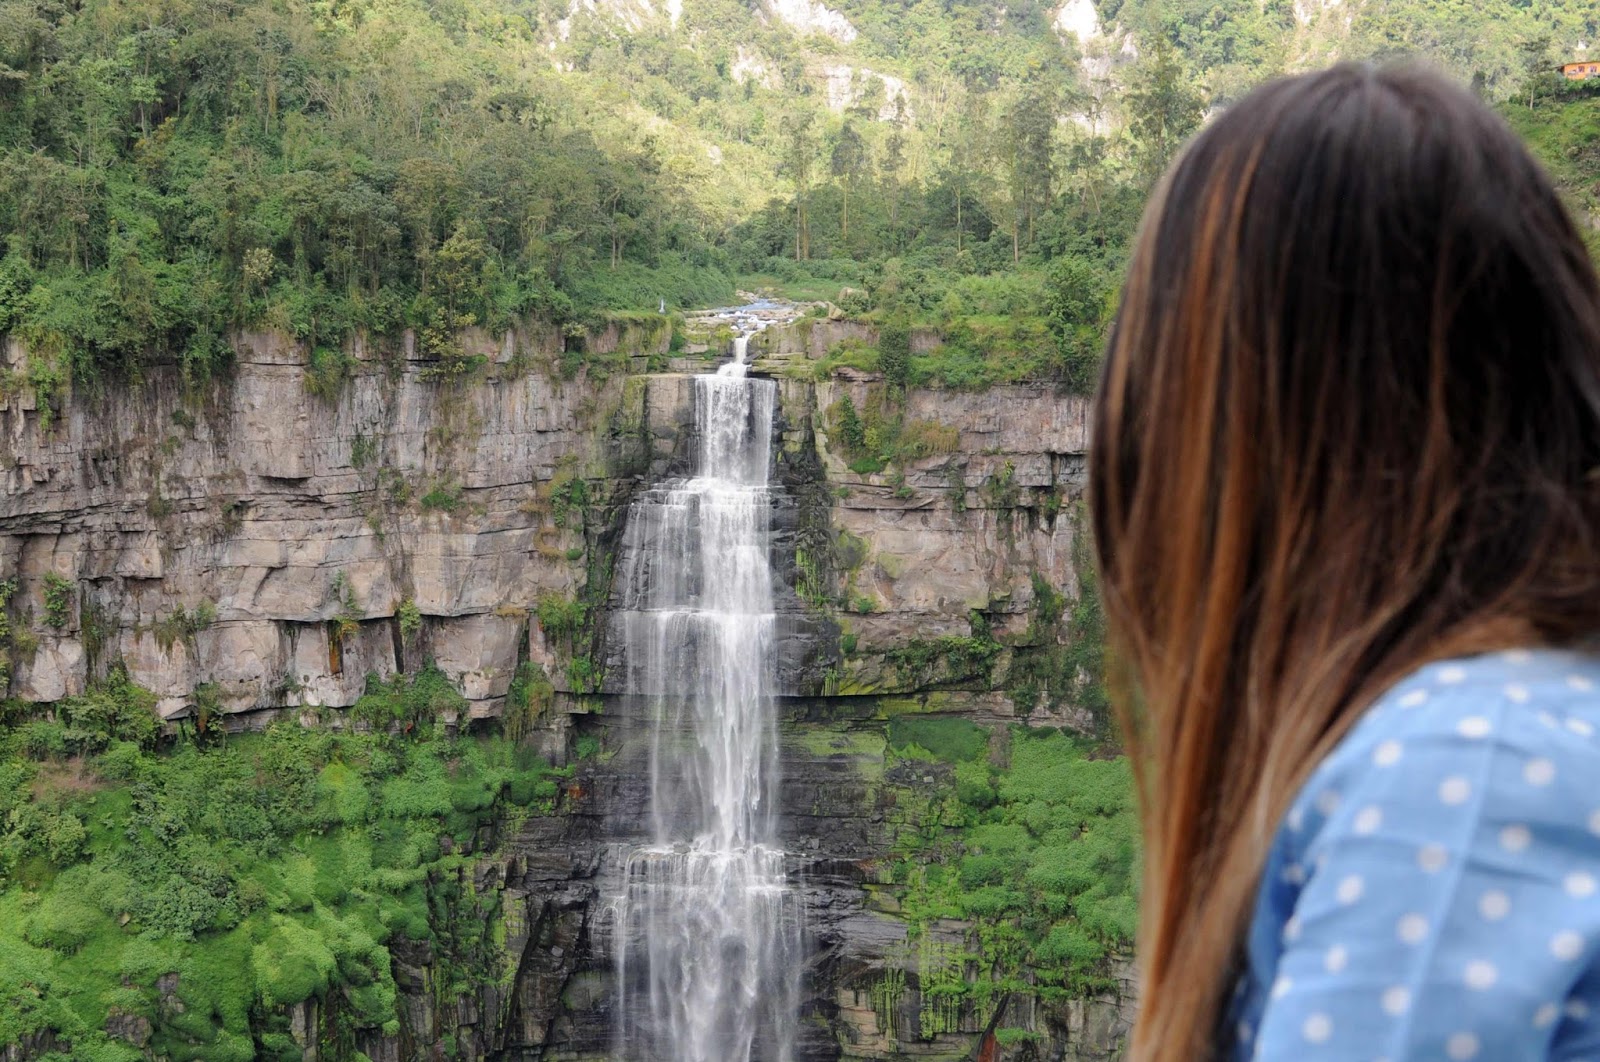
xmin=1247 ymin=679 xmax=1600 ymax=1061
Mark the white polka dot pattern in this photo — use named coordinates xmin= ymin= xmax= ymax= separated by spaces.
xmin=1397 ymin=913 xmax=1428 ymax=944
xmin=1463 ymin=959 xmax=1497 ymax=990
xmin=1228 ymin=650 xmax=1600 ymax=1062
xmin=1439 ymin=776 xmax=1472 ymax=805
xmin=1381 ymin=986 xmax=1410 ymax=1016
xmin=1500 ymin=824 xmax=1532 ymax=852
xmin=1417 ymin=843 xmax=1448 ymax=873
xmin=1524 ymin=757 xmax=1557 ymax=786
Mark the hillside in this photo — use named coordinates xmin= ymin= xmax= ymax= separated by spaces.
xmin=2 ymin=0 xmax=1596 ymax=397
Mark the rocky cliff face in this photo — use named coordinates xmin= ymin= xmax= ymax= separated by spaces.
xmin=0 ymin=316 xmax=1131 ymax=1060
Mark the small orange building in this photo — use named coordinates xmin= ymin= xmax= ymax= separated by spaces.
xmin=1561 ymin=61 xmax=1600 ymax=80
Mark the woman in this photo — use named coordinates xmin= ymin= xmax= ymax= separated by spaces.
xmin=1091 ymin=64 xmax=1600 ymax=1060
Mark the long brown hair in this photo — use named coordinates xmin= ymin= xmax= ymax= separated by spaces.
xmin=1091 ymin=63 xmax=1600 ymax=1061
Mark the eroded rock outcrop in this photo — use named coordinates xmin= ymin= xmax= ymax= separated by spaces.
xmin=0 ymin=327 xmax=660 ymax=725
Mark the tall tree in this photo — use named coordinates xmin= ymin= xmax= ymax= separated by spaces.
xmin=780 ymin=110 xmax=817 ymax=261
xmin=830 ymin=121 xmax=867 ymax=246
xmin=1005 ymin=75 xmax=1059 ymax=259
xmin=879 ymin=97 xmax=908 ymax=251
xmin=1518 ymin=34 xmax=1554 ymax=111
xmin=1126 ymin=38 xmax=1205 ymax=185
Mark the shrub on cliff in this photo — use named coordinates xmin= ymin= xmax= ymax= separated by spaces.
xmin=877 ymin=318 xmax=912 ymax=390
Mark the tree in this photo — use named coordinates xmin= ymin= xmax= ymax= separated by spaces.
xmin=1518 ymin=35 xmax=1554 ymax=111
xmin=879 ymin=97 xmax=909 ymax=250
xmin=779 ymin=110 xmax=817 ymax=261
xmin=878 ymin=317 xmax=912 ymax=391
xmin=1045 ymin=255 xmax=1109 ymax=392
xmin=830 ymin=121 xmax=868 ymax=246
xmin=433 ymin=222 xmax=489 ymax=327
xmin=1126 ymin=38 xmax=1205 ymax=185
xmin=1063 ymin=130 xmax=1112 ymax=228
xmin=1005 ymin=76 xmax=1059 ymax=260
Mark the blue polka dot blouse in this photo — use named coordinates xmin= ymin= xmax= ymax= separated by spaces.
xmin=1231 ymin=649 xmax=1600 ymax=1061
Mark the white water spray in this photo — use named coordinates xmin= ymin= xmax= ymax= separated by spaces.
xmin=612 ymin=329 xmax=801 ymax=1061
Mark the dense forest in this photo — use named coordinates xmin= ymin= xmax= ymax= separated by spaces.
xmin=0 ymin=0 xmax=1596 ymax=394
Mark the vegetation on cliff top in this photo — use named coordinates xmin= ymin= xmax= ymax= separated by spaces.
xmin=2 ymin=0 xmax=1592 ymax=395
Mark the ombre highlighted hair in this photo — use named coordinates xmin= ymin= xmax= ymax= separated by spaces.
xmin=1090 ymin=64 xmax=1600 ymax=1061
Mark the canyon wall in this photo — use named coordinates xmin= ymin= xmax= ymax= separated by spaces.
xmin=0 ymin=316 xmax=1131 ymax=1061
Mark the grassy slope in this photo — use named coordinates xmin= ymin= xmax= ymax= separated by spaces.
xmin=1504 ymin=91 xmax=1600 ymax=261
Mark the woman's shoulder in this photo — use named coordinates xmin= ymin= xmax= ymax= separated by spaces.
xmin=1284 ymin=648 xmax=1600 ymax=852
xmin=1239 ymin=650 xmax=1600 ymax=1060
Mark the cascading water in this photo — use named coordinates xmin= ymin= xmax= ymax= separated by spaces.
xmin=611 ymin=331 xmax=802 ymax=1061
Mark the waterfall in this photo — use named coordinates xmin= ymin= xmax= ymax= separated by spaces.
xmin=612 ymin=332 xmax=802 ymax=1061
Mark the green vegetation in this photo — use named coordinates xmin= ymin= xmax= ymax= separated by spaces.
xmin=349 ymin=664 xmax=467 ymax=731
xmin=5 ymin=666 xmax=161 ymax=758
xmin=305 ymin=346 xmax=356 ymax=402
xmin=39 ymin=574 xmax=73 ymax=630
xmin=0 ymin=671 xmax=558 ymax=1059
xmin=0 ymin=581 xmax=14 ymax=688
xmin=1007 ymin=522 xmax=1111 ymax=727
xmin=419 ymin=481 xmax=465 ymax=514
xmin=1504 ymin=89 xmax=1600 ymax=262
xmin=535 ymin=594 xmax=588 ymax=650
xmin=0 ymin=580 xmax=39 ymax=692
xmin=0 ymin=0 xmax=1591 ymax=402
xmin=885 ymin=635 xmax=1003 ymax=689
xmin=877 ymin=318 xmax=912 ymax=390
xmin=0 ymin=0 xmax=751 ymax=392
xmin=395 ymin=598 xmax=423 ymax=641
xmin=883 ymin=727 xmax=1138 ymax=1003
xmin=329 ymin=572 xmax=362 ymax=641
xmin=887 ymin=716 xmax=991 ymax=764
xmin=150 ymin=601 xmax=217 ymax=652
xmin=504 ymin=661 xmax=554 ymax=743
xmin=546 ymin=474 xmax=590 ymax=530
xmin=827 ymin=391 xmax=960 ymax=474
xmin=566 ymin=656 xmax=602 ymax=695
